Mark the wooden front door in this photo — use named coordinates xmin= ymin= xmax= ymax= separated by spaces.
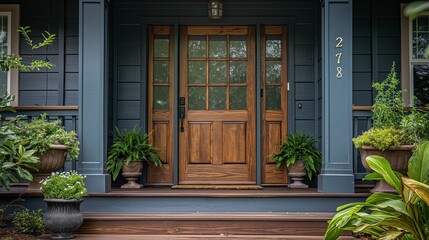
xmin=179 ymin=26 xmax=256 ymax=184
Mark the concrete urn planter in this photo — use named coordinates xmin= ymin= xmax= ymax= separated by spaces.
xmin=287 ymin=160 xmax=309 ymax=189
xmin=121 ymin=160 xmax=143 ymax=189
xmin=27 ymin=144 xmax=69 ymax=192
xmin=358 ymin=145 xmax=414 ymax=193
xmin=43 ymin=199 xmax=84 ymax=239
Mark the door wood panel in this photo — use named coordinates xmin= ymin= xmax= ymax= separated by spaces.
xmin=179 ymin=26 xmax=256 ymax=184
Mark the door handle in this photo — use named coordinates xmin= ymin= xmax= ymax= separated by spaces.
xmin=179 ymin=107 xmax=185 ymax=132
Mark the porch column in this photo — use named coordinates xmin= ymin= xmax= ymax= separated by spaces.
xmin=78 ymin=0 xmax=111 ymax=192
xmin=318 ymin=0 xmax=354 ymax=193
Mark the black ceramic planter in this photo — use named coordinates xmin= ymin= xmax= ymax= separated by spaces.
xmin=43 ymin=199 xmax=84 ymax=239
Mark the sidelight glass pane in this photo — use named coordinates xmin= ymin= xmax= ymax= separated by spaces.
xmin=188 ymin=36 xmax=206 ymax=58
xmin=413 ymin=64 xmax=429 ymax=106
xmin=154 ymin=61 xmax=169 ymax=83
xmin=266 ymin=86 xmax=281 ymax=110
xmin=154 ymin=86 xmax=169 ymax=110
xmin=266 ymin=61 xmax=281 ymax=84
xmin=188 ymin=61 xmax=206 ymax=84
xmin=209 ymin=36 xmax=227 ymax=58
xmin=188 ymin=87 xmax=206 ymax=110
xmin=412 ymin=16 xmax=429 ymax=60
xmin=154 ymin=38 xmax=169 ymax=58
xmin=230 ymin=87 xmax=247 ymax=110
xmin=266 ymin=37 xmax=281 ymax=58
xmin=209 ymin=61 xmax=226 ymax=84
xmin=230 ymin=36 xmax=247 ymax=58
xmin=209 ymin=87 xmax=226 ymax=110
xmin=230 ymin=61 xmax=247 ymax=83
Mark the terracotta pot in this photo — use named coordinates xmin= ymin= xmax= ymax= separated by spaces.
xmin=27 ymin=145 xmax=69 ymax=192
xmin=43 ymin=199 xmax=83 ymax=239
xmin=287 ymin=160 xmax=308 ymax=189
xmin=121 ymin=160 xmax=143 ymax=189
xmin=358 ymin=145 xmax=414 ymax=193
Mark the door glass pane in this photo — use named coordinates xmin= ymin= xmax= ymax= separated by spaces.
xmin=154 ymin=61 xmax=169 ymax=83
xmin=230 ymin=36 xmax=247 ymax=58
xmin=154 ymin=37 xmax=169 ymax=58
xmin=412 ymin=16 xmax=429 ymax=60
xmin=209 ymin=87 xmax=226 ymax=110
xmin=266 ymin=86 xmax=281 ymax=110
xmin=266 ymin=61 xmax=281 ymax=84
xmin=188 ymin=87 xmax=206 ymax=110
xmin=230 ymin=87 xmax=247 ymax=110
xmin=188 ymin=36 xmax=206 ymax=58
xmin=209 ymin=61 xmax=226 ymax=84
xmin=266 ymin=37 xmax=281 ymax=58
xmin=153 ymin=86 xmax=169 ymax=110
xmin=188 ymin=61 xmax=206 ymax=84
xmin=209 ymin=36 xmax=226 ymax=58
xmin=230 ymin=61 xmax=247 ymax=83
xmin=413 ymin=64 xmax=429 ymax=106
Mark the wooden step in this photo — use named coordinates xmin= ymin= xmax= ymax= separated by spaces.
xmin=40 ymin=234 xmax=356 ymax=239
xmin=77 ymin=212 xmax=347 ymax=236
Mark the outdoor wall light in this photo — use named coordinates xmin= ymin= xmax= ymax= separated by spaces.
xmin=208 ymin=0 xmax=223 ymax=20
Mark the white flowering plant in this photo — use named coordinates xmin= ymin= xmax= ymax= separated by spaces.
xmin=40 ymin=171 xmax=88 ymax=200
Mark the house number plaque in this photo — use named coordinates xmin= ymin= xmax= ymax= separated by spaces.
xmin=335 ymin=36 xmax=343 ymax=79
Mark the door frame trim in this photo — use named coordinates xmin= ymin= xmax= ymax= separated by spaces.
xmin=140 ymin=16 xmax=296 ymax=185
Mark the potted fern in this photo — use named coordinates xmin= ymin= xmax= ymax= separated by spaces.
xmin=272 ymin=132 xmax=322 ymax=188
xmin=107 ymin=127 xmax=162 ymax=188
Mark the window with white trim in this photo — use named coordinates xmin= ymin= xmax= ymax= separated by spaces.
xmin=0 ymin=5 xmax=19 ymax=105
xmin=0 ymin=12 xmax=11 ymax=96
xmin=410 ymin=15 xmax=429 ymax=106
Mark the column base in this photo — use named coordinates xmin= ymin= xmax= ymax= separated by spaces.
xmin=317 ymin=173 xmax=355 ymax=193
xmin=83 ymin=174 xmax=111 ymax=193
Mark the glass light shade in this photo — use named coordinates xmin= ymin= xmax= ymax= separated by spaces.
xmin=208 ymin=0 xmax=223 ymax=19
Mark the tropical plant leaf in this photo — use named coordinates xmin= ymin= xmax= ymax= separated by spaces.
xmin=378 ymin=230 xmax=403 ymax=240
xmin=403 ymin=177 xmax=429 ymax=206
xmin=366 ymin=155 xmax=402 ymax=193
xmin=408 ymin=141 xmax=429 ymax=182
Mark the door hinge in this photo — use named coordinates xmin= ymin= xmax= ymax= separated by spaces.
xmin=260 ymin=89 xmax=263 ymax=98
xmin=287 ymin=82 xmax=290 ymax=91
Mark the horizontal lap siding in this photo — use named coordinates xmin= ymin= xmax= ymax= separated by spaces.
xmin=10 ymin=0 xmax=78 ymax=106
xmin=114 ymin=0 xmax=319 ymax=138
xmin=352 ymin=0 xmax=408 ymax=106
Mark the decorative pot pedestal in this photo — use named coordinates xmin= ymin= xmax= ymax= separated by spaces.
xmin=358 ymin=145 xmax=414 ymax=193
xmin=288 ymin=172 xmax=309 ymax=188
xmin=121 ymin=172 xmax=143 ymax=189
xmin=287 ymin=160 xmax=309 ymax=189
xmin=120 ymin=160 xmax=143 ymax=189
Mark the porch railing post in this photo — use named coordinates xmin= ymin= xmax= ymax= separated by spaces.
xmin=78 ymin=0 xmax=111 ymax=192
xmin=318 ymin=0 xmax=355 ymax=193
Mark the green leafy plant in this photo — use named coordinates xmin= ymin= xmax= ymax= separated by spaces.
xmin=400 ymin=108 xmax=429 ymax=144
xmin=325 ymin=141 xmax=429 ymax=240
xmin=40 ymin=171 xmax=88 ymax=199
xmin=372 ymin=62 xmax=405 ymax=129
xmin=272 ymin=132 xmax=322 ymax=180
xmin=7 ymin=113 xmax=80 ymax=160
xmin=352 ymin=127 xmax=409 ymax=151
xmin=0 ymin=26 xmax=55 ymax=72
xmin=0 ymin=26 xmax=55 ymax=191
xmin=107 ymin=127 xmax=162 ymax=181
xmin=12 ymin=209 xmax=44 ymax=236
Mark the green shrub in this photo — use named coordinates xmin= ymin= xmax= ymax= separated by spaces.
xmin=371 ymin=62 xmax=405 ymax=129
xmin=400 ymin=109 xmax=429 ymax=144
xmin=40 ymin=171 xmax=88 ymax=199
xmin=272 ymin=132 xmax=322 ymax=180
xmin=12 ymin=209 xmax=44 ymax=236
xmin=107 ymin=127 xmax=162 ymax=181
xmin=352 ymin=127 xmax=407 ymax=150
xmin=8 ymin=113 xmax=80 ymax=160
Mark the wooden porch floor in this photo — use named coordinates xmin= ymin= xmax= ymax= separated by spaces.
xmin=35 ymin=234 xmax=356 ymax=239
